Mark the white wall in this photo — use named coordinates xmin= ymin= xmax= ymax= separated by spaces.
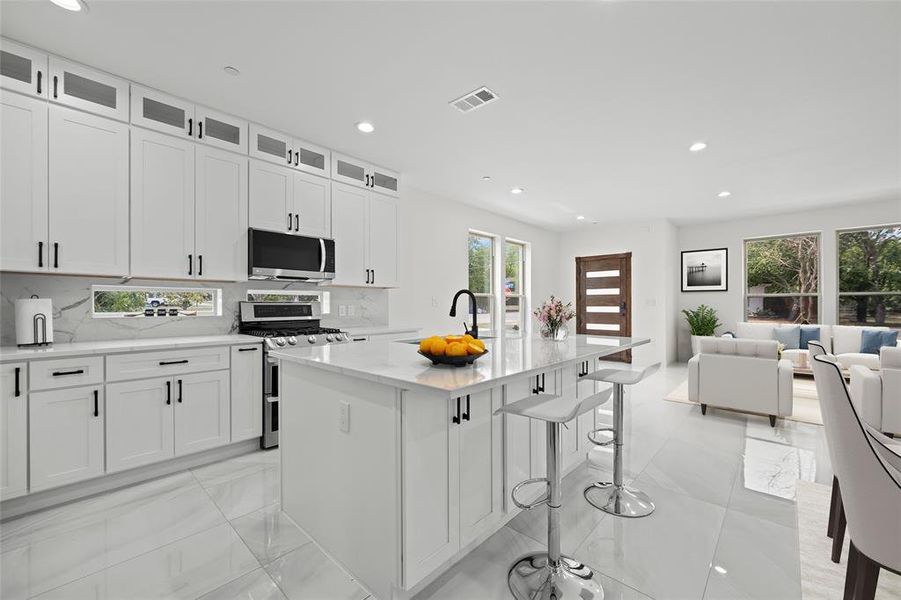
xmin=557 ymin=219 xmax=679 ymax=366
xmin=389 ymin=186 xmax=560 ymax=336
xmin=676 ymin=196 xmax=901 ymax=360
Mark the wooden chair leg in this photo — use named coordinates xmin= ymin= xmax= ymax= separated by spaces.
xmin=832 ymin=493 xmax=846 ymax=564
xmin=828 ymin=476 xmax=839 ymax=539
xmin=844 ymin=542 xmax=860 ymax=600
xmin=854 ymin=549 xmax=881 ymax=600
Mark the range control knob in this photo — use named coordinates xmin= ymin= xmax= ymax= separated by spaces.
xmin=274 ymin=337 xmax=287 ymax=347
xmin=286 ymin=336 xmax=297 ymax=345
xmin=326 ymin=334 xmax=335 ymax=342
xmin=307 ymin=336 xmax=317 ymax=344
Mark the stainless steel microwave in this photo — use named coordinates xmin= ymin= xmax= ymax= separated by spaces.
xmin=248 ymin=228 xmax=336 ymax=282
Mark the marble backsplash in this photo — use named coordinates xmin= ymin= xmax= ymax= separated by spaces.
xmin=0 ymin=273 xmax=389 ymax=346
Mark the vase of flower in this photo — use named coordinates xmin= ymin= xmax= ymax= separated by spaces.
xmin=534 ymin=296 xmax=575 ymax=341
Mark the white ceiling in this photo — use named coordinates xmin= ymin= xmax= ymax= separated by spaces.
xmin=2 ymin=1 xmax=899 ymax=230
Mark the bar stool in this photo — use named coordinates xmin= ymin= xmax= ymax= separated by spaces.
xmin=583 ymin=363 xmax=660 ymax=518
xmin=496 ymin=386 xmax=612 ymax=599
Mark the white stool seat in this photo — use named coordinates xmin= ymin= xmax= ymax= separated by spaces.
xmin=583 ymin=363 xmax=660 ymax=386
xmin=496 ymin=389 xmax=612 ymax=423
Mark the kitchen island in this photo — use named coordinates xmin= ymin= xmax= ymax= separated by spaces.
xmin=270 ymin=334 xmax=650 ymax=600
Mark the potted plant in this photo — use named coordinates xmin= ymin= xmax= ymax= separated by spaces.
xmin=534 ymin=296 xmax=576 ymax=341
xmin=682 ymin=304 xmax=722 ymax=355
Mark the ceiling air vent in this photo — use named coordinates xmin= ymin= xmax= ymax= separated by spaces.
xmin=449 ymin=86 xmax=498 ymax=113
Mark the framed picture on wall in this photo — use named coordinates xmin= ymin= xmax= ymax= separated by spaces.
xmin=681 ymin=248 xmax=728 ymax=292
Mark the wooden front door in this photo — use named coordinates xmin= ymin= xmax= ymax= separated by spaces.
xmin=576 ymin=252 xmax=632 ymax=363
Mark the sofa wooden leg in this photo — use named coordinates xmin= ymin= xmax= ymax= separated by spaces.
xmin=701 ymin=403 xmax=707 ymax=415
xmin=887 ymin=432 xmax=895 ymax=439
xmin=844 ymin=542 xmax=860 ymax=600
xmin=828 ymin=476 xmax=838 ymax=539
xmin=832 ymin=494 xmax=846 ymax=564
xmin=769 ymin=414 xmax=777 ymax=427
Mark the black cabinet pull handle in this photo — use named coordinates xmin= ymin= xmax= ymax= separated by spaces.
xmin=166 ymin=380 xmax=171 ymax=405
xmin=37 ymin=71 xmax=42 ymax=95
xmin=238 ymin=347 xmax=258 ymax=352
xmin=188 ymin=118 xmax=193 ymax=136
xmin=177 ymin=379 xmax=183 ymax=403
xmin=198 ymin=255 xmax=203 ymax=277
xmin=52 ymin=75 xmax=58 ymax=98
xmin=294 ymin=214 xmax=299 ymax=231
xmin=53 ymin=242 xmax=59 ymax=269
xmin=365 ymin=269 xmax=370 ymax=284
xmin=52 ymin=369 xmax=84 ymax=377
xmin=452 ymin=396 xmax=461 ymax=424
xmin=14 ymin=367 xmax=20 ymax=397
xmin=38 ymin=241 xmax=43 ymax=268
xmin=188 ymin=254 xmax=193 ymax=275
xmin=93 ymin=389 xmax=99 ymax=417
xmin=462 ymin=394 xmax=471 ymax=421
xmin=371 ymin=269 xmax=375 ymax=285
xmin=294 ymin=151 xmax=299 ymax=167
xmin=198 ymin=120 xmax=203 ymax=139
xmin=287 ymin=213 xmax=293 ymax=230
xmin=352 ymin=338 xmax=366 ymax=342
xmin=287 ymin=148 xmax=293 ymax=164
xmin=159 ymin=359 xmax=189 ymax=366
xmin=540 ymin=373 xmax=546 ymax=392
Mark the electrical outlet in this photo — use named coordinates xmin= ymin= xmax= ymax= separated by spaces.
xmin=338 ymin=304 xmax=347 ymax=317
xmin=347 ymin=305 xmax=355 ymax=317
xmin=431 ymin=296 xmax=438 ymax=307
xmin=339 ymin=401 xmax=350 ymax=433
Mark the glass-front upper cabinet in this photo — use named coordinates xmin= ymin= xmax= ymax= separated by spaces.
xmin=331 ymin=153 xmax=368 ymax=188
xmin=130 ymin=85 xmax=193 ymax=138
xmin=196 ymin=105 xmax=247 ymax=154
xmin=0 ymin=39 xmax=47 ymax=98
xmin=371 ymin=166 xmax=400 ymax=197
xmin=249 ymin=123 xmax=293 ymax=166
xmin=293 ymin=138 xmax=329 ymax=178
xmin=48 ymin=57 xmax=129 ymax=122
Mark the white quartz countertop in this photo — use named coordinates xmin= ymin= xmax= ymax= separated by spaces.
xmin=271 ymin=334 xmax=650 ymax=394
xmin=0 ymin=334 xmax=261 ymax=362
xmin=342 ymin=326 xmax=421 ymax=337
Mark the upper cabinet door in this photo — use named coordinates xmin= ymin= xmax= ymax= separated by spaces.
xmin=196 ymin=105 xmax=247 ymax=154
xmin=330 ymin=183 xmax=369 ymax=286
xmin=249 ymin=123 xmax=292 ymax=167
xmin=195 ymin=145 xmax=248 ymax=281
xmin=130 ymin=127 xmax=196 ymax=279
xmin=292 ymin=139 xmax=329 ymax=177
xmin=48 ymin=57 xmax=128 ymax=122
xmin=292 ymin=171 xmax=331 ymax=239
xmin=331 ymin=153 xmax=369 ymax=189
xmin=130 ymin=85 xmax=193 ymax=138
xmin=371 ymin=166 xmax=400 ymax=197
xmin=0 ymin=39 xmax=48 ymax=98
xmin=367 ymin=194 xmax=398 ymax=288
xmin=49 ymin=105 xmax=129 ymax=276
xmin=1 ymin=91 xmax=48 ymax=273
xmin=249 ymin=159 xmax=294 ymax=234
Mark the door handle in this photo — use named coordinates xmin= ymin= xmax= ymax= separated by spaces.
xmin=288 ymin=213 xmax=293 ymax=231
xmin=197 ymin=120 xmax=203 ymax=139
xmin=287 ymin=149 xmax=293 ymax=164
xmin=53 ymin=369 xmax=84 ymax=377
xmin=14 ymin=367 xmax=20 ymax=397
xmin=365 ymin=174 xmax=370 ymax=187
xmin=37 ymin=70 xmax=42 ymax=95
xmin=166 ymin=380 xmax=171 ymax=405
xmin=188 ymin=254 xmax=193 ymax=275
xmin=52 ymin=75 xmax=58 ymax=98
xmin=159 ymin=359 xmax=189 ymax=366
xmin=620 ymin=301 xmax=627 ymax=316
xmin=532 ymin=375 xmax=540 ymax=394
xmin=93 ymin=389 xmax=99 ymax=417
xmin=371 ymin=269 xmax=375 ymax=285
xmin=294 ymin=214 xmax=299 ymax=231
xmin=294 ymin=151 xmax=299 ymax=167
xmin=53 ymin=242 xmax=59 ymax=269
xmin=188 ymin=118 xmax=193 ymax=137
xmin=198 ymin=255 xmax=202 ymax=277
xmin=319 ymin=238 xmax=326 ymax=272
xmin=462 ymin=394 xmax=471 ymax=421
xmin=365 ymin=269 xmax=371 ymax=284
xmin=452 ymin=396 xmax=461 ymax=424
xmin=38 ymin=241 xmax=43 ymax=268
xmin=238 ymin=347 xmax=258 ymax=352
xmin=177 ymin=379 xmax=183 ymax=403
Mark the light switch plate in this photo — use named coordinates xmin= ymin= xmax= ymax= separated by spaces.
xmin=339 ymin=401 xmax=350 ymax=433
xmin=338 ymin=305 xmax=347 ymax=317
xmin=347 ymin=305 xmax=355 ymax=317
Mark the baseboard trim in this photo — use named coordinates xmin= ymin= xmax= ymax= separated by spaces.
xmin=0 ymin=439 xmax=261 ymax=522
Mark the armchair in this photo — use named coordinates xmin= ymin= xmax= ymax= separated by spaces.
xmin=849 ymin=347 xmax=901 ymax=437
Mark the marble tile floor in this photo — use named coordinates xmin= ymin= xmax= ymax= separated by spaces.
xmin=0 ymin=363 xmax=834 ymax=600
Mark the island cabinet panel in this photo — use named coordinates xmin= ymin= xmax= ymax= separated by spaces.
xmin=458 ymin=389 xmax=503 ymax=547
xmin=503 ymin=376 xmax=534 ymax=513
xmin=529 ymin=369 xmax=559 ymax=478
xmin=559 ymin=363 xmax=582 ymax=472
xmin=577 ymin=359 xmax=601 ymax=460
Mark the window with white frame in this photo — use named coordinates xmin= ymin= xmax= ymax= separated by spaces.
xmin=744 ymin=233 xmax=821 ymax=324
xmin=504 ymin=240 xmax=528 ymax=333
xmin=246 ymin=289 xmax=331 ymax=314
xmin=837 ymin=224 xmax=901 ymax=329
xmin=468 ymin=232 xmax=495 ymax=333
xmin=92 ymin=285 xmax=221 ymax=318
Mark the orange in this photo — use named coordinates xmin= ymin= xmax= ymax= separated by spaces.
xmin=446 ymin=342 xmax=467 ymax=357
xmin=430 ymin=338 xmax=448 ymax=356
xmin=445 ymin=335 xmax=464 ymax=343
xmin=470 ymin=339 xmax=485 ymax=351
xmin=462 ymin=334 xmax=475 ymax=344
xmin=466 ymin=343 xmax=484 ymax=355
xmin=419 ymin=339 xmax=432 ymax=353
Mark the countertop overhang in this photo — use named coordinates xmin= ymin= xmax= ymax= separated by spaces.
xmin=0 ymin=334 xmax=262 ymax=362
xmin=271 ymin=334 xmax=651 ymax=395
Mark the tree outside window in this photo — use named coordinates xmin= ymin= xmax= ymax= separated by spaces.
xmin=468 ymin=233 xmax=494 ymax=333
xmin=744 ymin=234 xmax=820 ymax=324
xmin=504 ymin=241 xmax=527 ymax=334
xmin=93 ymin=286 xmax=220 ymax=317
xmin=837 ymin=225 xmax=901 ymax=329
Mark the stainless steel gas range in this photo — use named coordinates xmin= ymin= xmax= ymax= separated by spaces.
xmin=237 ymin=301 xmax=350 ymax=448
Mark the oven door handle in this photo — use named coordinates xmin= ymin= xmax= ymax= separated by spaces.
xmin=266 ymin=395 xmax=280 ymax=404
xmin=319 ymin=238 xmax=326 ymax=272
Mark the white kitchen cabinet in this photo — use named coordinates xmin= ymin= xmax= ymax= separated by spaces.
xmin=30 ymin=385 xmax=104 ymax=492
xmin=331 ymin=182 xmax=398 ymax=288
xmin=130 ymin=84 xmax=193 ymax=138
xmin=196 ymin=105 xmax=247 ymax=154
xmin=249 ymin=159 xmax=294 ymax=234
xmin=370 ymin=165 xmax=400 ymax=197
xmin=48 ymin=56 xmax=129 ymax=122
xmin=49 ymin=105 xmax=129 ymax=276
xmin=331 ymin=153 xmax=399 ymax=197
xmin=174 ymin=370 xmax=230 ymax=456
xmin=292 ymin=170 xmax=331 ymax=238
xmin=249 ymin=123 xmax=329 ymax=178
xmin=577 ymin=358 xmax=601 ymax=461
xmin=0 ymin=363 xmax=28 ymax=500
xmin=503 ymin=376 xmax=533 ymax=513
xmin=130 ymin=127 xmax=195 ymax=278
xmin=0 ymin=91 xmax=48 ymax=272
xmin=1 ymin=38 xmax=48 ymax=98
xmin=458 ymin=389 xmax=504 ymax=547
xmin=106 ymin=377 xmax=174 ymax=473
xmin=559 ymin=363 xmax=582 ymax=472
xmin=230 ymin=344 xmax=263 ymax=442
xmin=195 ymin=144 xmax=248 ymax=280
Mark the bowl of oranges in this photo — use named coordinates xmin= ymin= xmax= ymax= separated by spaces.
xmin=418 ymin=334 xmax=488 ymax=367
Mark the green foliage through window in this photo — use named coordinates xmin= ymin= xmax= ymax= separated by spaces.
xmin=93 ymin=286 xmax=219 ymax=317
xmin=838 ymin=226 xmax=901 ymax=328
xmin=744 ymin=234 xmax=819 ymax=324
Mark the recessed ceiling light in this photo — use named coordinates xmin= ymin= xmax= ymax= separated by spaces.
xmin=576 ymin=215 xmax=585 ymax=221
xmin=49 ymin=0 xmax=86 ymax=11
xmin=717 ymin=190 xmax=731 ymax=198
xmin=713 ymin=565 xmax=728 ymax=575
xmin=510 ymin=187 xmax=524 ymax=195
xmin=689 ymin=141 xmax=707 ymax=152
xmin=481 ymin=176 xmax=492 ymax=181
xmin=223 ymin=66 xmax=240 ymax=77
xmin=356 ymin=121 xmax=375 ymax=134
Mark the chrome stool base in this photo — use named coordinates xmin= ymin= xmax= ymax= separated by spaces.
xmin=508 ymin=553 xmax=605 ymax=600
xmin=584 ymin=482 xmax=655 ymax=518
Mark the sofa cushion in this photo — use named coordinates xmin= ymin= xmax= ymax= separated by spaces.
xmin=735 ymin=322 xmax=776 ymax=341
xmin=882 ymin=346 xmax=901 ymax=369
xmin=860 ymin=329 xmax=897 ymax=354
xmin=836 ymin=353 xmax=881 ymax=371
xmin=775 ymin=326 xmax=801 ymax=349
xmin=831 ymin=326 xmax=888 ymax=355
xmin=699 ymin=337 xmax=778 ymax=358
xmin=799 ymin=326 xmax=821 ymax=350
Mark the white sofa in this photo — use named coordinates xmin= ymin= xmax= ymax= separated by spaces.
xmin=849 ymin=346 xmax=901 ymax=436
xmin=731 ymin=322 xmax=898 ymax=371
xmin=688 ymin=337 xmax=793 ymax=426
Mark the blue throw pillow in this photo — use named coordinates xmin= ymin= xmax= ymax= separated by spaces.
xmin=860 ymin=329 xmax=898 ymax=354
xmin=799 ymin=326 xmax=820 ymax=350
xmin=774 ymin=326 xmax=801 ymax=350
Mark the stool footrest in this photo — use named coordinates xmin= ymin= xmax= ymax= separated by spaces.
xmin=587 ymin=427 xmax=615 ymax=446
xmin=511 ymin=477 xmax=549 ymax=510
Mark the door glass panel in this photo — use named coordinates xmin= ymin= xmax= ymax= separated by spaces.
xmin=586 ymin=288 xmax=619 ymax=295
xmin=299 ymin=147 xmax=325 ymax=170
xmin=64 ymin=72 xmax=117 ymax=108
xmin=373 ymin=171 xmax=398 ymax=191
xmin=0 ymin=51 xmax=31 ymax=84
xmin=257 ymin=133 xmax=287 ymax=158
xmin=142 ymin=97 xmax=185 ymax=128
xmin=587 ymin=306 xmax=618 ymax=313
xmin=586 ymin=270 xmax=619 ymax=278
xmin=337 ymin=159 xmax=365 ymax=182
xmin=587 ymin=323 xmax=620 ymax=331
xmin=204 ymin=117 xmax=240 ymax=145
